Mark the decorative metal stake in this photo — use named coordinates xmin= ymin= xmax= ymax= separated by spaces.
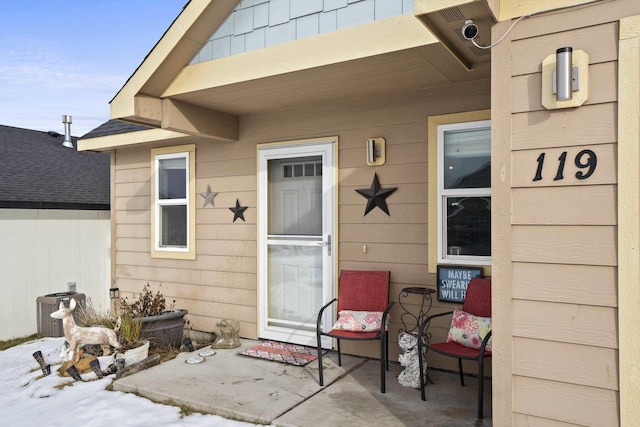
xmin=66 ymin=365 xmax=83 ymax=382
xmin=32 ymin=350 xmax=46 ymax=368
xmin=89 ymin=359 xmax=104 ymax=379
xmin=41 ymin=365 xmax=51 ymax=377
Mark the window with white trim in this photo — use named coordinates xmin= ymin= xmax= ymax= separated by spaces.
xmin=151 ymin=145 xmax=195 ymax=259
xmin=438 ymin=120 xmax=491 ymax=265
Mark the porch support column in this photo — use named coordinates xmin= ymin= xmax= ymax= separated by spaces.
xmin=490 ymin=18 xmax=515 ymax=426
xmin=617 ymin=14 xmax=640 ymax=426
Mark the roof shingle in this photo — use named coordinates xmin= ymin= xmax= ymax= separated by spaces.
xmin=0 ymin=125 xmax=110 ymax=209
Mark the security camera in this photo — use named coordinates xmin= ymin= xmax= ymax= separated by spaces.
xmin=462 ymin=19 xmax=479 ymax=40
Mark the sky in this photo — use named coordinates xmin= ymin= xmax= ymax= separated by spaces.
xmin=0 ymin=1 xmax=188 ymax=137
xmin=0 ymin=337 xmax=263 ymax=427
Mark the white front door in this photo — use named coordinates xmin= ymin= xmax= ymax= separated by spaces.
xmin=258 ymin=139 xmax=336 ymax=346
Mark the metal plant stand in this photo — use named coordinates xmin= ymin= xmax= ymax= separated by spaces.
xmin=397 ymin=287 xmax=436 ymax=387
xmin=398 ymin=287 xmax=436 ymax=334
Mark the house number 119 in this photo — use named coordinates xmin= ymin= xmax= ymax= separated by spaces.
xmin=533 ymin=149 xmax=597 ymax=182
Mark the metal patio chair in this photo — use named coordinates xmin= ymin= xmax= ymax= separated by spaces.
xmin=418 ymin=277 xmax=492 ymax=418
xmin=316 ymin=270 xmax=394 ymax=393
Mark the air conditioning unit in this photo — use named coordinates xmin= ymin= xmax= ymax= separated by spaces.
xmin=36 ymin=292 xmax=86 ymax=337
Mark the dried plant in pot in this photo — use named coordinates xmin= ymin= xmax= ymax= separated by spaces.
xmin=116 ymin=309 xmax=143 ymax=350
xmin=115 ymin=308 xmax=150 ymax=366
xmin=120 ymin=283 xmax=188 ymax=349
xmin=76 ymin=300 xmax=149 ymax=367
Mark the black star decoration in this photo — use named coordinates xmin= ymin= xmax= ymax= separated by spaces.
xmin=199 ymin=185 xmax=218 ymax=208
xmin=229 ymin=198 xmax=248 ymax=222
xmin=355 ymin=173 xmax=397 ymax=216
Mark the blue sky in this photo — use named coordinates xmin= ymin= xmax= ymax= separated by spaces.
xmin=0 ymin=0 xmax=187 ymax=137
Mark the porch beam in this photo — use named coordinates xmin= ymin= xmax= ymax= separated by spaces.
xmin=134 ymin=95 xmax=163 ymax=127
xmin=162 ymin=99 xmax=239 ymax=141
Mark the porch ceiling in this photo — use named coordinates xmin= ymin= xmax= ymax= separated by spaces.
xmin=164 ymin=42 xmax=490 ymax=117
xmin=415 ymin=0 xmax=497 ymax=70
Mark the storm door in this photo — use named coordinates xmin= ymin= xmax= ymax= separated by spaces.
xmin=258 ymin=140 xmax=335 ymax=346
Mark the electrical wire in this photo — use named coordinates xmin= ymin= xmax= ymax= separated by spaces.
xmin=468 ymin=0 xmax=613 ymax=50
xmin=471 ymin=14 xmax=531 ymax=49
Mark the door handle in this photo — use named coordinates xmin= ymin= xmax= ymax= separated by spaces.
xmin=317 ymin=235 xmax=332 ymax=255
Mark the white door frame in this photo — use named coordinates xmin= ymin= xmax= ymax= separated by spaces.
xmin=257 ymin=138 xmax=337 ymax=347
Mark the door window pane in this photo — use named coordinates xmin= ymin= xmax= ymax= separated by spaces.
xmin=268 ymin=156 xmax=322 ymax=235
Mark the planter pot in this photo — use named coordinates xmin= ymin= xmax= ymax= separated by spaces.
xmin=139 ymin=309 xmax=188 ymax=349
xmin=121 ymin=340 xmax=150 ymax=367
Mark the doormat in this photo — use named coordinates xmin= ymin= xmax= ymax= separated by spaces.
xmin=240 ymin=341 xmax=326 ymax=367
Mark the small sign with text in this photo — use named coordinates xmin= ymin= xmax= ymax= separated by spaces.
xmin=437 ymin=266 xmax=482 ymax=303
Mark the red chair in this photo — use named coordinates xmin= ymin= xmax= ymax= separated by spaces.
xmin=316 ymin=270 xmax=394 ymax=392
xmin=418 ymin=277 xmax=492 ymax=418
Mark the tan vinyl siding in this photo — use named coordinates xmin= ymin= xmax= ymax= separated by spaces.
xmin=113 ymin=140 xmax=258 ymax=337
xmin=511 ymin=104 xmax=617 ymax=151
xmin=511 ymin=225 xmax=617 ymax=266
xmin=512 ymin=299 xmax=618 ymax=348
xmin=513 ymin=376 xmax=619 ymax=426
xmin=512 ymin=263 xmax=617 ymax=307
xmin=513 ymin=337 xmax=618 ymax=390
xmin=512 ymin=413 xmax=585 ymax=427
xmin=512 ymin=186 xmax=617 ymax=225
xmin=490 ymin=0 xmax=640 ymax=424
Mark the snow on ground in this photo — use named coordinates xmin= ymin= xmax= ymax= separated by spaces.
xmin=0 ymin=337 xmax=263 ymax=427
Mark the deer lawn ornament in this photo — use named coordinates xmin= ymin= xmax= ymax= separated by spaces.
xmin=50 ymin=298 xmax=120 ymax=363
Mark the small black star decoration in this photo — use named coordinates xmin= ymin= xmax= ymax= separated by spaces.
xmin=229 ymin=198 xmax=248 ymax=222
xmin=355 ymin=173 xmax=397 ymax=216
xmin=199 ymin=185 xmax=218 ymax=208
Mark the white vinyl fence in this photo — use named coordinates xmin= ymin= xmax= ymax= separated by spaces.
xmin=0 ymin=209 xmax=111 ymax=341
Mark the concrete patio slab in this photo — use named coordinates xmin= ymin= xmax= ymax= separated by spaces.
xmin=274 ymin=361 xmax=491 ymax=427
xmin=111 ymin=339 xmax=492 ymax=426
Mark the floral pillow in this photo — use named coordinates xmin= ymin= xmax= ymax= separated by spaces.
xmin=332 ymin=311 xmax=385 ymax=332
xmin=447 ymin=307 xmax=492 ymax=352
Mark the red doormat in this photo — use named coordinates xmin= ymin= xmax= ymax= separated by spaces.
xmin=240 ymin=341 xmax=326 ymax=367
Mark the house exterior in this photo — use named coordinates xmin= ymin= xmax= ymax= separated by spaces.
xmin=0 ymin=125 xmax=111 ymax=340
xmin=78 ymin=0 xmax=639 ymax=424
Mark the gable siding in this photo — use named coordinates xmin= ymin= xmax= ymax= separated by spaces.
xmin=190 ymin=0 xmax=414 ymax=63
xmin=491 ymin=1 xmax=640 ymax=424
